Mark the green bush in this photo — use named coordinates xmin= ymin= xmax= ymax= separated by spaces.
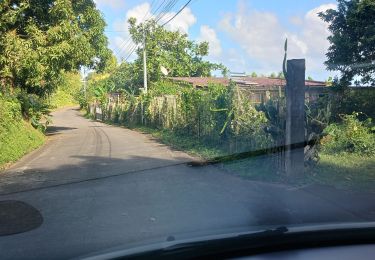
xmin=328 ymin=84 xmax=375 ymax=121
xmin=49 ymin=72 xmax=81 ymax=109
xmin=321 ymin=112 xmax=375 ymax=155
xmin=17 ymin=91 xmax=52 ymax=132
xmin=89 ymin=82 xmax=272 ymax=155
xmin=50 ymin=88 xmax=76 ymax=108
xmin=0 ymin=94 xmax=44 ymax=169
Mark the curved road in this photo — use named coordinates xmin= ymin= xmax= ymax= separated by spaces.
xmin=0 ymin=107 xmax=374 ymax=259
xmin=1 ymin=107 xmax=195 ymax=193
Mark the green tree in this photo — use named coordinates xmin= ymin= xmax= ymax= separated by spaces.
xmin=107 ymin=62 xmax=139 ymax=93
xmin=221 ymin=67 xmax=230 ymax=78
xmin=103 ymin=54 xmax=118 ymax=73
xmin=319 ymin=0 xmax=375 ymax=85
xmin=277 ymin=72 xmax=285 ymax=79
xmin=128 ymin=18 xmax=226 ymax=86
xmin=49 ymin=71 xmax=82 ymax=108
xmin=0 ymin=0 xmax=112 ymax=96
xmin=250 ymin=72 xmax=257 ymax=78
xmin=325 ymin=76 xmax=333 ymax=86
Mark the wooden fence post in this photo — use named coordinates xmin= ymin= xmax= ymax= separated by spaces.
xmin=285 ymin=59 xmax=305 ymax=176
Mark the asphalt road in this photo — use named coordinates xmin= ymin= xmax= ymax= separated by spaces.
xmin=0 ymin=107 xmax=374 ymax=259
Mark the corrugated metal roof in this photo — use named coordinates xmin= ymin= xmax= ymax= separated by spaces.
xmin=169 ymin=77 xmax=327 ymax=88
xmin=169 ymin=77 xmax=230 ymax=86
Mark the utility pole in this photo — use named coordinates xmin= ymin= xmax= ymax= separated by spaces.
xmin=143 ymin=26 xmax=148 ymax=93
xmin=83 ymin=67 xmax=87 ymax=100
xmin=81 ymin=67 xmax=87 ymax=100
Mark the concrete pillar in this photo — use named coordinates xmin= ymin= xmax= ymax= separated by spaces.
xmin=285 ymin=59 xmax=306 ymax=176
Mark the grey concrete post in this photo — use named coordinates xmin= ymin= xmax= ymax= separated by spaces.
xmin=285 ymin=59 xmax=306 ymax=176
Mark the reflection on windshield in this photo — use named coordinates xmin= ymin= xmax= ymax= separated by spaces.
xmin=0 ymin=0 xmax=374 ymax=259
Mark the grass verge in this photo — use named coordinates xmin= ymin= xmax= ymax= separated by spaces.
xmin=96 ymin=119 xmax=375 ymax=193
xmin=311 ymin=153 xmax=375 ymax=192
xmin=132 ymin=126 xmax=227 ymax=159
xmin=135 ymin=124 xmax=375 ymax=192
xmin=0 ymin=120 xmax=45 ymax=170
xmin=222 ymin=152 xmax=375 ymax=192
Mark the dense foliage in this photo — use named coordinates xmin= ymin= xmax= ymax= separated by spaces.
xmin=321 ymin=112 xmax=375 ymax=155
xmin=83 ymin=17 xmax=230 ymax=118
xmin=320 ymin=0 xmax=375 ymax=85
xmin=84 ymin=62 xmax=139 ymax=98
xmin=90 ymin=82 xmax=272 ymax=156
xmin=0 ymin=0 xmax=111 ymax=96
xmin=328 ymin=86 xmax=375 ymax=121
xmin=0 ymin=0 xmax=111 ymax=166
xmin=49 ymin=72 xmax=82 ymax=108
xmin=128 ymin=18 xmax=227 ymax=85
xmin=0 ymin=93 xmax=44 ymax=168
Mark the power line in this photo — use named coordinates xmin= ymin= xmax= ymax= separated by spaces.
xmin=109 ymin=0 xmax=197 ymax=95
xmin=113 ymin=38 xmax=133 ymax=58
xmin=152 ymin=0 xmax=169 ymax=16
xmin=122 ymin=0 xmax=194 ymax=62
xmin=155 ymin=0 xmax=180 ymax=23
xmin=124 ymin=44 xmax=138 ymax=61
xmin=161 ymin=0 xmax=193 ymax=27
xmin=139 ymin=0 xmax=158 ymax=24
xmin=118 ymin=0 xmax=175 ymax=61
xmin=122 ymin=0 xmax=177 ymax=62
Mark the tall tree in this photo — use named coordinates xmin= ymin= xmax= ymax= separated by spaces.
xmin=128 ymin=18 xmax=226 ymax=86
xmin=107 ymin=62 xmax=139 ymax=93
xmin=320 ymin=0 xmax=375 ymax=86
xmin=0 ymin=0 xmax=112 ymax=96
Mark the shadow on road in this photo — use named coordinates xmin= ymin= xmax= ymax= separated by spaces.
xmin=1 ymin=153 xmax=375 ymax=225
xmin=45 ymin=126 xmax=78 ymax=136
xmin=0 ymin=154 xmax=196 ymax=194
xmin=1 ymin=152 xmax=375 ymax=260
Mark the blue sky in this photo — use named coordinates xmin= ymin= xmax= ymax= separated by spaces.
xmin=94 ymin=0 xmax=338 ymax=80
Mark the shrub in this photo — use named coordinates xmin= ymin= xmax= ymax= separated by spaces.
xmin=49 ymin=72 xmax=82 ymax=109
xmin=0 ymin=93 xmax=44 ymax=168
xmin=88 ymin=81 xmax=272 ymax=155
xmin=17 ymin=91 xmax=52 ymax=132
xmin=321 ymin=112 xmax=375 ymax=155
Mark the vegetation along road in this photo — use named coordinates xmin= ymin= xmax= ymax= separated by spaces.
xmin=0 ymin=107 xmax=374 ymax=259
xmin=1 ymin=0 xmax=375 ymax=259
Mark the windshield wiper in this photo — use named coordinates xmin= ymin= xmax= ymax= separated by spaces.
xmin=81 ymin=223 xmax=375 ymax=259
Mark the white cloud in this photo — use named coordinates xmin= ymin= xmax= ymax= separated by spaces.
xmin=198 ymin=25 xmax=222 ymax=57
xmin=110 ymin=3 xmax=152 ymax=61
xmin=94 ymin=0 xmax=126 ymax=10
xmin=303 ymin=4 xmax=336 ymax=50
xmin=112 ymin=2 xmax=152 ymax=33
xmin=109 ymin=3 xmax=196 ymax=61
xmin=302 ymin=4 xmax=336 ymax=70
xmin=219 ymin=2 xmax=305 ymax=69
xmin=161 ymin=7 xmax=196 ymax=34
xmin=126 ymin=2 xmax=152 ymax=23
xmin=219 ymin=2 xmax=337 ymax=79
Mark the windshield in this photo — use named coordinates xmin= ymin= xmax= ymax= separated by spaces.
xmin=1 ymin=0 xmax=375 ymax=259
